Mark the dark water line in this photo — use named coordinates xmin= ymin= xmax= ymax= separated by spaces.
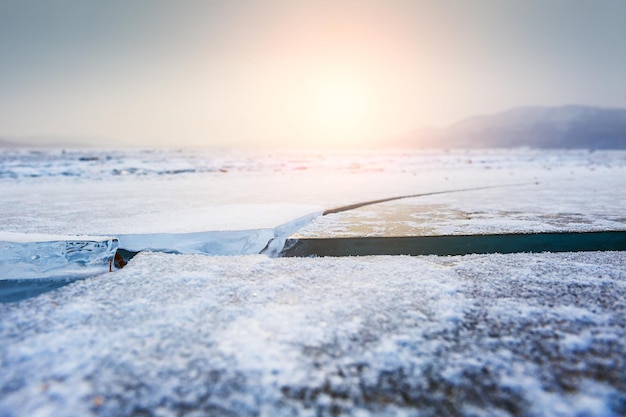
xmin=280 ymin=231 xmax=626 ymax=257
xmin=322 ymin=183 xmax=530 ymax=215
xmin=0 ymin=278 xmax=83 ymax=303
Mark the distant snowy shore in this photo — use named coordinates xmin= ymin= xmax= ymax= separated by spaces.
xmin=1 ymin=147 xmax=624 ymax=180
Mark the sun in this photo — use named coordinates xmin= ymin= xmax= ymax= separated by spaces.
xmin=300 ymin=74 xmax=379 ymax=146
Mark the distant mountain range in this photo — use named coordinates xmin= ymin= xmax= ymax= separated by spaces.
xmin=3 ymin=105 xmax=626 ymax=149
xmin=400 ymin=105 xmax=626 ymax=149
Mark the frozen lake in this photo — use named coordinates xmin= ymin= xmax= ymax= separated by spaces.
xmin=1 ymin=148 xmax=625 ymax=416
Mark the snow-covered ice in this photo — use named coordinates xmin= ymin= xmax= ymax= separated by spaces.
xmin=293 ymin=175 xmax=626 ymax=238
xmin=0 ymin=252 xmax=625 ymax=417
xmin=1 ymin=148 xmax=625 ymax=254
xmin=2 ymin=148 xmax=624 ymax=236
xmin=0 ymin=147 xmax=625 ymax=416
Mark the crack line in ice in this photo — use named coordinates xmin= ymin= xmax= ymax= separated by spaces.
xmin=112 ymin=184 xmax=530 ymax=260
xmin=322 ymin=183 xmax=532 ymax=215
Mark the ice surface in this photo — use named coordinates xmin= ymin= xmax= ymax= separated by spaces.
xmin=293 ymin=173 xmax=626 ymax=238
xmin=1 ymin=148 xmax=625 ymax=416
xmin=2 ymin=148 xmax=625 ymax=236
xmin=0 ymin=233 xmax=118 ymax=279
xmin=0 ymin=251 xmax=624 ymax=416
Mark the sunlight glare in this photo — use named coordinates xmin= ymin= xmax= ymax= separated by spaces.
xmin=304 ymin=74 xmax=378 ymax=146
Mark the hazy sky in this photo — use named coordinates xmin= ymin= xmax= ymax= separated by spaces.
xmin=1 ymin=0 xmax=625 ymax=148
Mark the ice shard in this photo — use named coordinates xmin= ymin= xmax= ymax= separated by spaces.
xmin=0 ymin=232 xmax=118 ymax=279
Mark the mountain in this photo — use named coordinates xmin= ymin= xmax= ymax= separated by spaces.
xmin=402 ymin=105 xmax=626 ymax=149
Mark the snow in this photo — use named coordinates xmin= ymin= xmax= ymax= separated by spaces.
xmin=0 ymin=147 xmax=625 ymax=416
xmin=1 ymin=251 xmax=625 ymax=416
xmin=0 ymin=232 xmax=116 ymax=243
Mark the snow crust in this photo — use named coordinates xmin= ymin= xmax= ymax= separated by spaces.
xmin=1 ymin=252 xmax=624 ymax=416
xmin=0 ymin=232 xmax=115 ymax=243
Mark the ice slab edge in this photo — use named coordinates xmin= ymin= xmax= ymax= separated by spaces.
xmin=0 ymin=237 xmax=118 ymax=279
xmin=116 ymin=211 xmax=322 ymax=257
xmin=280 ymin=231 xmax=626 ymax=257
xmin=0 ymin=212 xmax=320 ymax=283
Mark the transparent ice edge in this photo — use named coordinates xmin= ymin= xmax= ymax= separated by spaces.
xmin=116 ymin=211 xmax=322 ymax=257
xmin=0 ymin=238 xmax=118 ymax=280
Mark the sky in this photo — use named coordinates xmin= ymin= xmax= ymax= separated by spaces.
xmin=1 ymin=0 xmax=625 ymax=148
